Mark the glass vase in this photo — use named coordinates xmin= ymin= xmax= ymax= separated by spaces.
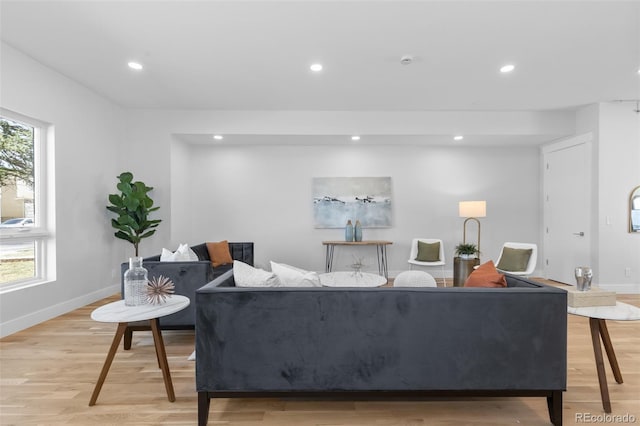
xmin=345 ymin=220 xmax=354 ymax=242
xmin=575 ymin=266 xmax=593 ymax=291
xmin=124 ymin=257 xmax=148 ymax=306
xmin=354 ymin=220 xmax=363 ymax=242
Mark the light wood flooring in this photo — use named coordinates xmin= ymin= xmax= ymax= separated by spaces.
xmin=1 ymin=281 xmax=639 ymax=425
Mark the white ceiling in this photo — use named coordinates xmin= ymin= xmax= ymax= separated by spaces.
xmin=1 ymin=1 xmax=639 ymax=145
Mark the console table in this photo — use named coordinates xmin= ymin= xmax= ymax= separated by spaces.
xmin=322 ymin=240 xmax=392 ymax=278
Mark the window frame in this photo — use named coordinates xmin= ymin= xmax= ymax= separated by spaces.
xmin=0 ymin=108 xmax=54 ymax=292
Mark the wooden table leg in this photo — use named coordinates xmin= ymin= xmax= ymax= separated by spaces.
xmin=150 ymin=318 xmax=176 ymax=402
xmin=589 ymin=317 xmax=612 ymax=413
xmin=597 ymin=319 xmax=623 ymax=384
xmin=89 ymin=322 xmax=128 ymax=406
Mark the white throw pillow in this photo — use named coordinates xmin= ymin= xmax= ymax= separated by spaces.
xmin=270 ymin=261 xmax=322 ymax=287
xmin=160 ymin=248 xmax=175 ymax=261
xmin=233 ymin=260 xmax=282 ymax=287
xmin=160 ymin=243 xmax=198 ymax=261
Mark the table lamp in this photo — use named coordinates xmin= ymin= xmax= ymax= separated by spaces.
xmin=459 ymin=201 xmax=487 ymax=257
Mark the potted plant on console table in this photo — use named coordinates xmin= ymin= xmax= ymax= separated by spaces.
xmin=453 ymin=243 xmax=480 ymax=287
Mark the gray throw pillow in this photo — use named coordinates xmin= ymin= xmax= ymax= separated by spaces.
xmin=496 ymin=247 xmax=532 ymax=272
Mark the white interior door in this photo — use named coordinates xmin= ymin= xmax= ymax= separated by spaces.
xmin=543 ymin=135 xmax=592 ymax=285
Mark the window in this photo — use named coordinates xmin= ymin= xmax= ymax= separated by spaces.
xmin=0 ymin=110 xmax=53 ymax=290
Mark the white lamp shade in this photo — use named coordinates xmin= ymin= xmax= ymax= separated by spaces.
xmin=459 ymin=201 xmax=486 ymax=218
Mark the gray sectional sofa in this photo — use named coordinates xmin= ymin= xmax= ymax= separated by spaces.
xmin=195 ymin=271 xmax=567 ymax=426
xmin=120 ymin=242 xmax=253 ymax=348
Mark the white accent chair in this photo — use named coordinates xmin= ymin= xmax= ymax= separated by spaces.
xmin=408 ymin=238 xmax=446 ymax=285
xmin=495 ymin=242 xmax=538 ymax=277
xmin=393 ymin=270 xmax=437 ymax=287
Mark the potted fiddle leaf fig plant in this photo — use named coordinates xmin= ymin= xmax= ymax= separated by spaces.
xmin=455 ymin=243 xmax=479 ymax=259
xmin=106 ymin=172 xmax=161 ymax=257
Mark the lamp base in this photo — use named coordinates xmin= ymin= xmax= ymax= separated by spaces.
xmin=462 ymin=217 xmax=481 ymax=256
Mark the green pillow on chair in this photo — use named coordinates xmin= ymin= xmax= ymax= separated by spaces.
xmin=415 ymin=241 xmax=440 ymax=262
xmin=496 ymin=247 xmax=532 ymax=272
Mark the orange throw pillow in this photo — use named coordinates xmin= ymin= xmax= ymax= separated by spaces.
xmin=206 ymin=240 xmax=233 ymax=267
xmin=464 ymin=260 xmax=507 ymax=288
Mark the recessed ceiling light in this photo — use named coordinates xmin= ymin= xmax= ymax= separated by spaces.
xmin=213 ymin=135 xmax=223 ymax=140
xmin=310 ymin=63 xmax=323 ymax=72
xmin=453 ymin=135 xmax=464 ymax=141
xmin=127 ymin=61 xmax=143 ymax=70
xmin=351 ymin=135 xmax=360 ymax=141
xmin=637 ymin=68 xmax=640 ymax=75
xmin=500 ymin=64 xmax=515 ymax=73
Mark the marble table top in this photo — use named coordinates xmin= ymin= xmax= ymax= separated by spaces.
xmin=319 ymin=271 xmax=387 ymax=287
xmin=91 ymin=295 xmax=190 ymax=323
xmin=568 ymin=301 xmax=640 ymax=321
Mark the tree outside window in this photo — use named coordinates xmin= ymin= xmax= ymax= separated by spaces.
xmin=0 ymin=117 xmax=36 ymax=284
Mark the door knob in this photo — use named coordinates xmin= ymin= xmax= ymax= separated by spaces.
xmin=573 ymin=232 xmax=585 ymax=236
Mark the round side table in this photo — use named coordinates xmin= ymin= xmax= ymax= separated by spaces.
xmin=568 ymin=301 xmax=640 ymax=413
xmin=453 ymin=257 xmax=480 ymax=287
xmin=88 ymin=295 xmax=190 ymax=406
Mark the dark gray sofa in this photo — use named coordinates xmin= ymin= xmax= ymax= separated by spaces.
xmin=120 ymin=242 xmax=253 ymax=348
xmin=195 ymin=271 xmax=567 ymax=426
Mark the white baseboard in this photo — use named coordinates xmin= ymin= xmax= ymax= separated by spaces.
xmin=0 ymin=284 xmax=120 ymax=338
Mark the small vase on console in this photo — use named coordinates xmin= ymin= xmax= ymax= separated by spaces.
xmin=345 ymin=220 xmax=354 ymax=242
xmin=354 ymin=220 xmax=363 ymax=242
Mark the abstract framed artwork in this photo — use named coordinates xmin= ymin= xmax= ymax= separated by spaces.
xmin=312 ymin=177 xmax=392 ymax=228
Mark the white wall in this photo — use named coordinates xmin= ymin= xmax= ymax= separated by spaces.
xmin=121 ymin=108 xmax=544 ymax=276
xmin=122 ymin=106 xmax=636 ymax=289
xmin=165 ymin=142 xmax=540 ymax=277
xmin=596 ymin=103 xmax=640 ymax=291
xmin=575 ymin=104 xmax=602 ymax=286
xmin=0 ymin=43 xmax=123 ymax=337
xmin=169 ymin=135 xmax=192 ymax=243
xmin=124 ymin=108 xmax=565 ymax=265
xmin=574 ymin=103 xmax=640 ymax=292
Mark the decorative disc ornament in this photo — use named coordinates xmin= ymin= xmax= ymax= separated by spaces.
xmin=146 ymin=275 xmax=175 ymax=305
